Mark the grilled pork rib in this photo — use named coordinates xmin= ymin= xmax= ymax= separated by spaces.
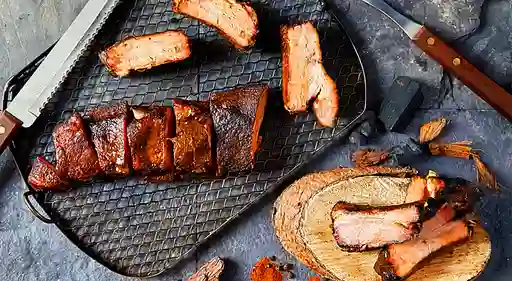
xmin=172 ymin=99 xmax=215 ymax=175
xmin=331 ymin=202 xmax=422 ymax=252
xmin=99 ymin=30 xmax=191 ymax=77
xmin=27 ymin=156 xmax=68 ymax=190
xmin=87 ymin=103 xmax=131 ymax=176
xmin=53 ymin=113 xmax=101 ymax=181
xmin=281 ymin=22 xmax=339 ymax=127
xmin=27 ymin=85 xmax=269 ymax=190
xmin=127 ymin=107 xmax=174 ymax=174
xmin=172 ymin=0 xmax=258 ymax=50
xmin=374 ymin=205 xmax=471 ymax=280
xmin=210 ymin=85 xmax=268 ymax=175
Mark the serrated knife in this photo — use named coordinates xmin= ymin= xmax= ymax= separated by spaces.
xmin=352 ymin=0 xmax=512 ymax=121
xmin=0 ymin=0 xmax=122 ymax=153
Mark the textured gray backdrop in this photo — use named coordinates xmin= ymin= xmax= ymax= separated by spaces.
xmin=1 ymin=0 xmax=512 ymax=280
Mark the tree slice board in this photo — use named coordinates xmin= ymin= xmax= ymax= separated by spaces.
xmin=272 ymin=167 xmax=419 ymax=280
xmin=299 ymin=176 xmax=491 ymax=281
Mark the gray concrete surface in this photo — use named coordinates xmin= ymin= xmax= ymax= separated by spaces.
xmin=1 ymin=0 xmax=512 ymax=280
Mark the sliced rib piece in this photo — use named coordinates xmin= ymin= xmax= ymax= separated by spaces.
xmin=426 ymin=173 xmax=446 ymax=198
xmin=331 ymin=202 xmax=422 ymax=252
xmin=374 ymin=205 xmax=471 ymax=281
xmin=281 ymin=22 xmax=339 ymax=127
xmin=172 ymin=99 xmax=215 ymax=175
xmin=86 ymin=103 xmax=131 ymax=177
xmin=127 ymin=107 xmax=174 ymax=174
xmin=28 ymin=156 xmax=69 ymax=191
xmin=405 ymin=176 xmax=428 ymax=202
xmin=99 ymin=30 xmax=191 ymax=77
xmin=53 ymin=113 xmax=101 ymax=181
xmin=172 ymin=0 xmax=258 ymax=50
xmin=209 ymin=85 xmax=268 ymax=175
xmin=419 ymin=204 xmax=456 ymax=236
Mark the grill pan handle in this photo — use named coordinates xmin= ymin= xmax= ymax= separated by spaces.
xmin=23 ymin=191 xmax=54 ymax=224
xmin=2 ymin=43 xmax=56 ymax=224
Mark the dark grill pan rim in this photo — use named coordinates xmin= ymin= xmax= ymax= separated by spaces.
xmin=2 ymin=0 xmax=368 ymax=277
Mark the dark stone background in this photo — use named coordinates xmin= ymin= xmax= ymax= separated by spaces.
xmin=0 ymin=0 xmax=511 ymax=280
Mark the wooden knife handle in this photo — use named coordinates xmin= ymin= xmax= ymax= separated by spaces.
xmin=0 ymin=111 xmax=22 ymax=154
xmin=414 ymin=27 xmax=512 ymax=121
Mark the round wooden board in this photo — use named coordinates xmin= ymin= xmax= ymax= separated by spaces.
xmin=300 ymin=176 xmax=492 ymax=281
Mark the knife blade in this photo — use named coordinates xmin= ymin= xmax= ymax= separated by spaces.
xmin=360 ymin=0 xmax=512 ymax=122
xmin=0 ymin=0 xmax=122 ymax=153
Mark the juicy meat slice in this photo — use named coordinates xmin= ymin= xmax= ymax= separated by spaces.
xmin=127 ymin=106 xmax=173 ymax=174
xmin=99 ymin=30 xmax=191 ymax=77
xmin=172 ymin=99 xmax=214 ymax=175
xmin=419 ymin=204 xmax=456 ymax=236
xmin=426 ymin=174 xmax=446 ymax=198
xmin=209 ymin=85 xmax=268 ymax=175
xmin=27 ymin=156 xmax=69 ymax=191
xmin=172 ymin=0 xmax=258 ymax=50
xmin=405 ymin=176 xmax=428 ymax=203
xmin=331 ymin=202 xmax=422 ymax=252
xmin=86 ymin=103 xmax=131 ymax=176
xmin=374 ymin=205 xmax=471 ymax=281
xmin=281 ymin=22 xmax=339 ymax=127
xmin=53 ymin=113 xmax=101 ymax=181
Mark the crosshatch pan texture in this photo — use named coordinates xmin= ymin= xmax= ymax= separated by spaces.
xmin=8 ymin=0 xmax=365 ymax=277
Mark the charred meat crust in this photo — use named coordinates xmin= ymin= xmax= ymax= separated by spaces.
xmin=99 ymin=30 xmax=191 ymax=77
xmin=53 ymin=113 xmax=101 ymax=181
xmin=331 ymin=202 xmax=423 ymax=252
xmin=87 ymin=103 xmax=131 ymax=176
xmin=27 ymin=156 xmax=69 ymax=190
xmin=280 ymin=22 xmax=339 ymax=127
xmin=331 ymin=201 xmax=422 ymax=213
xmin=374 ymin=253 xmax=401 ymax=281
xmin=436 ymin=177 xmax=480 ymax=215
xmin=172 ymin=99 xmax=215 ymax=175
xmin=127 ymin=106 xmax=174 ymax=174
xmin=28 ymin=84 xmax=270 ymax=188
xmin=86 ymin=102 xmax=129 ymax=121
xmin=172 ymin=0 xmax=258 ymax=50
xmin=210 ymin=85 xmax=268 ymax=175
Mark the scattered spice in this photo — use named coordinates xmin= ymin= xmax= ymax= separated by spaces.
xmin=351 ymin=117 xmax=498 ymax=190
xmin=352 ymin=149 xmax=389 ymax=167
xmin=251 ymin=257 xmax=283 ymax=281
xmin=429 ymin=141 xmax=473 ymax=159
xmin=187 ymin=257 xmax=224 ymax=281
xmin=419 ymin=117 xmax=447 ymax=144
xmin=473 ymin=154 xmax=497 ymax=189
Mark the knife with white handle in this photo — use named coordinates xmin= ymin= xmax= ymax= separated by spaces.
xmin=0 ymin=0 xmax=122 ymax=153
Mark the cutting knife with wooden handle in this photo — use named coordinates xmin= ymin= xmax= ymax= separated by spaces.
xmin=344 ymin=0 xmax=512 ymax=121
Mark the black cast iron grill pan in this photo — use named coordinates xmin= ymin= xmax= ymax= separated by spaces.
xmin=2 ymin=0 xmax=367 ymax=277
